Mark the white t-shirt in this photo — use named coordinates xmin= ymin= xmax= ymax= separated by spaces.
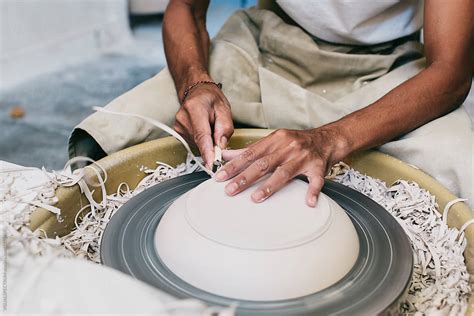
xmin=276 ymin=0 xmax=424 ymax=45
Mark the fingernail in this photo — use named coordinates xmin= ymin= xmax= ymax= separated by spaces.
xmin=308 ymin=195 xmax=317 ymax=207
xmin=220 ymin=136 xmax=228 ymax=148
xmin=225 ymin=182 xmax=238 ymax=195
xmin=252 ymin=190 xmax=266 ymax=202
xmin=215 ymin=170 xmax=228 ymax=181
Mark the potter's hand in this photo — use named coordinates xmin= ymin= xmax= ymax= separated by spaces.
xmin=173 ymin=84 xmax=233 ymax=168
xmin=215 ymin=127 xmax=350 ymax=207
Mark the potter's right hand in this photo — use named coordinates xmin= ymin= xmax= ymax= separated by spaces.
xmin=173 ymin=83 xmax=233 ymax=168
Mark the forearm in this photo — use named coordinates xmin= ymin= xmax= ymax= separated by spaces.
xmin=329 ymin=64 xmax=472 ymax=157
xmin=163 ymin=0 xmax=211 ymax=101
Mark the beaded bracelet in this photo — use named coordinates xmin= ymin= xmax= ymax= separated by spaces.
xmin=181 ymin=80 xmax=222 ymax=104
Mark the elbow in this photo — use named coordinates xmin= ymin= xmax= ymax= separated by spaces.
xmin=452 ymin=74 xmax=472 ymax=109
xmin=429 ymin=61 xmax=472 ymax=111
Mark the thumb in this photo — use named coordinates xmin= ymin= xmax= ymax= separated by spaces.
xmin=190 ymin=114 xmax=214 ymax=169
xmin=213 ymin=106 xmax=234 ymax=149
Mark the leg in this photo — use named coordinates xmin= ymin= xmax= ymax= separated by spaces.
xmin=69 ymin=68 xmax=180 ymax=159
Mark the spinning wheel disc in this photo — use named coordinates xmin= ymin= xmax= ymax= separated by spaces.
xmin=101 ymin=172 xmax=412 ymax=315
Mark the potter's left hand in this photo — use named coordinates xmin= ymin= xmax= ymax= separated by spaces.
xmin=215 ymin=127 xmax=350 ymax=207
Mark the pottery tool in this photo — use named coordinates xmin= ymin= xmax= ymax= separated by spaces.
xmin=212 ymin=145 xmax=223 ymax=173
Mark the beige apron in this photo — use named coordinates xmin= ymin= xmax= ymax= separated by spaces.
xmin=70 ymin=8 xmax=473 ymax=207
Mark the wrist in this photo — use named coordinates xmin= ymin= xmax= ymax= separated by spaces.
xmin=181 ymin=80 xmax=222 ymax=104
xmin=313 ymin=123 xmax=354 ymax=163
xmin=178 ymin=68 xmax=212 ymax=100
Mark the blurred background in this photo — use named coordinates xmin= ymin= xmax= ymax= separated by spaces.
xmin=0 ymin=0 xmax=256 ymax=169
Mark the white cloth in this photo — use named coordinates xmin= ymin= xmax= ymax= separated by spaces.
xmin=277 ymin=0 xmax=424 ymax=45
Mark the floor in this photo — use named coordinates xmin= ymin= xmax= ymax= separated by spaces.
xmin=0 ymin=0 xmax=252 ymax=170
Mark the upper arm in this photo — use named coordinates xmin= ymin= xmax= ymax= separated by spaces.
xmin=423 ymin=0 xmax=473 ymax=72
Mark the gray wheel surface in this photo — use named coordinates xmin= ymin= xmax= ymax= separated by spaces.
xmin=101 ymin=172 xmax=412 ymax=315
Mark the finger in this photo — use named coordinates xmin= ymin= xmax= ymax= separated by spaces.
xmin=224 ymin=154 xmax=281 ymax=196
xmin=189 ymin=110 xmax=214 ymax=168
xmin=305 ymin=173 xmax=325 ymax=207
xmin=221 ymin=149 xmax=245 ymax=161
xmin=215 ymin=145 xmax=267 ymax=181
xmin=174 ymin=113 xmax=193 ymax=142
xmin=174 ymin=112 xmax=198 ymax=150
xmin=251 ymin=162 xmax=300 ymax=203
xmin=220 ymin=132 xmax=276 ymax=161
xmin=213 ymin=104 xmax=233 ymax=149
xmin=216 ymin=131 xmax=281 ymax=181
xmin=174 ymin=121 xmax=196 ymax=149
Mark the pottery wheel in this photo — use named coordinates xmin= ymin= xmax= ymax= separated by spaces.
xmin=101 ymin=172 xmax=412 ymax=315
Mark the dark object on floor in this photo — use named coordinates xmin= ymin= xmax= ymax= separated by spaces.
xmin=69 ymin=129 xmax=107 ymax=169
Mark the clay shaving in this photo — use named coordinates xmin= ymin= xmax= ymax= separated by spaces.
xmin=1 ymin=159 xmax=471 ymax=314
xmin=332 ymin=164 xmax=471 ymax=315
xmin=61 ymin=155 xmax=201 ymax=262
xmin=0 ymin=158 xmax=237 ymax=315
